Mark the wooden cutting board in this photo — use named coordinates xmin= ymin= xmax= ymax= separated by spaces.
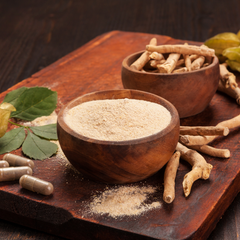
xmin=1 ymin=30 xmax=240 ymax=240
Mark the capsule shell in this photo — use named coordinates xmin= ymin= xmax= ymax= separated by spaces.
xmin=19 ymin=175 xmax=54 ymax=195
xmin=3 ymin=153 xmax=34 ymax=169
xmin=0 ymin=167 xmax=32 ymax=182
xmin=0 ymin=160 xmax=9 ymax=168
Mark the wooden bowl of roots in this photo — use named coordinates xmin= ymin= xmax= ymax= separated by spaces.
xmin=121 ymin=50 xmax=220 ymax=118
xmin=57 ymin=89 xmax=180 ymax=184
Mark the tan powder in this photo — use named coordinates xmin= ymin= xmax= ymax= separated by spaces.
xmin=88 ymin=185 xmax=161 ymax=218
xmin=64 ymin=98 xmax=171 ymax=141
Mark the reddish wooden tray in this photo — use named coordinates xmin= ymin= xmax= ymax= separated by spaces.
xmin=1 ymin=31 xmax=240 ymax=240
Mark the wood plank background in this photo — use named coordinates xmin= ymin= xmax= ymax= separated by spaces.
xmin=1 ymin=0 xmax=240 ymax=239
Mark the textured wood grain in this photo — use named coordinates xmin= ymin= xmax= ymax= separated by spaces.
xmin=1 ymin=1 xmax=240 ymax=240
xmin=0 ymin=30 xmax=240 ymax=240
xmin=1 ymin=0 xmax=240 ymax=94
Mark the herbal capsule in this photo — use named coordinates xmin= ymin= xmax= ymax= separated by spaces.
xmin=19 ymin=175 xmax=54 ymax=195
xmin=0 ymin=160 xmax=9 ymax=168
xmin=0 ymin=167 xmax=32 ymax=182
xmin=3 ymin=153 xmax=34 ymax=169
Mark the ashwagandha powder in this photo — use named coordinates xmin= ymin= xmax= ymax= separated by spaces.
xmin=88 ymin=185 xmax=161 ymax=218
xmin=64 ymin=98 xmax=171 ymax=141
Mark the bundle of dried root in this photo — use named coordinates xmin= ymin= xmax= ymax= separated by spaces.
xmin=163 ymin=141 xmax=214 ymax=203
xmin=163 ymin=115 xmax=240 ymax=203
xmin=130 ymin=39 xmax=215 ymax=74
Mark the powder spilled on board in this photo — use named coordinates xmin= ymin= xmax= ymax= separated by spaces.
xmin=88 ymin=185 xmax=161 ymax=218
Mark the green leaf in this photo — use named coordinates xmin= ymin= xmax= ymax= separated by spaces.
xmin=0 ymin=127 xmax=26 ymax=154
xmin=3 ymin=87 xmax=28 ymax=106
xmin=22 ymin=130 xmax=58 ymax=160
xmin=29 ymin=124 xmax=58 ymax=140
xmin=10 ymin=87 xmax=58 ymax=121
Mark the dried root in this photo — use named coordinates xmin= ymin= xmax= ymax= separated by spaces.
xmin=191 ymin=56 xmax=205 ymax=70
xmin=157 ymin=53 xmax=180 ymax=73
xmin=149 ymin=51 xmax=164 ymax=61
xmin=131 ymin=40 xmax=215 ymax=74
xmin=149 ymin=59 xmax=165 ymax=68
xmin=176 ymin=118 xmax=236 ymax=198
xmin=188 ymin=145 xmax=230 ymax=158
xmin=217 ymin=62 xmax=240 ymax=104
xmin=130 ymin=38 xmax=157 ymax=71
xmin=179 ymin=114 xmax=240 ymax=146
xmin=219 ymin=63 xmax=238 ymax=89
xmin=146 ymin=44 xmax=215 ymax=57
xmin=163 ymin=151 xmax=180 ymax=203
xmin=180 ymin=126 xmax=229 ymax=136
xmin=218 ymin=78 xmax=240 ymax=105
xmin=183 ymin=45 xmax=192 ymax=71
xmin=163 ymin=117 xmax=237 ymax=201
xmin=173 ymin=67 xmax=188 ymax=73
xmin=176 ymin=143 xmax=213 ymax=197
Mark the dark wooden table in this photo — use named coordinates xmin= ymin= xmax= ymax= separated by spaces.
xmin=1 ymin=1 xmax=240 ymax=239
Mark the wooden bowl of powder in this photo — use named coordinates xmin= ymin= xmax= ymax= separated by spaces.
xmin=121 ymin=50 xmax=219 ymax=118
xmin=57 ymin=89 xmax=180 ymax=184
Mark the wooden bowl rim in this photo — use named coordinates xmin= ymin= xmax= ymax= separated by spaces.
xmin=57 ymin=89 xmax=179 ymax=146
xmin=122 ymin=50 xmax=219 ymax=75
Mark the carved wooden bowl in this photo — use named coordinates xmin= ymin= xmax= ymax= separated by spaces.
xmin=57 ymin=89 xmax=180 ymax=184
xmin=121 ymin=51 xmax=220 ymax=118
